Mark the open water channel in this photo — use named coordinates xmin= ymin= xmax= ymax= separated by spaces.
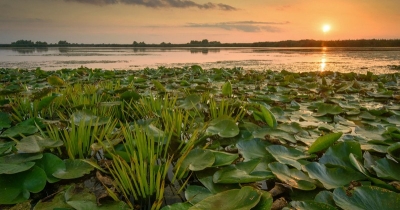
xmin=0 ymin=47 xmax=399 ymax=74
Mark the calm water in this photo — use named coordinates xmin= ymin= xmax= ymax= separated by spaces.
xmin=0 ymin=47 xmax=399 ymax=74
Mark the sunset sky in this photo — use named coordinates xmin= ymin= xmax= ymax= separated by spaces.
xmin=1 ymin=0 xmax=399 ymax=44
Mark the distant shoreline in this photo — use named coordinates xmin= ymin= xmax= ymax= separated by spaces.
xmin=1 ymin=39 xmax=400 ymax=48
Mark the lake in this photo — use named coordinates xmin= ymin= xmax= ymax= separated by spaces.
xmin=1 ymin=47 xmax=400 ymax=74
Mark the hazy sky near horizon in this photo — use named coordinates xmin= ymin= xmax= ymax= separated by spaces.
xmin=1 ymin=0 xmax=399 ymax=44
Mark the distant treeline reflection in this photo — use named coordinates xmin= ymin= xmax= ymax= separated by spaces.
xmin=2 ymin=39 xmax=400 ymax=48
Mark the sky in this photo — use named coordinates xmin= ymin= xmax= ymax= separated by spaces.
xmin=0 ymin=0 xmax=399 ymax=44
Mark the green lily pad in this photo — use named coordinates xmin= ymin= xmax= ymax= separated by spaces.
xmin=213 ymin=158 xmax=274 ymax=184
xmin=176 ymin=148 xmax=215 ymax=177
xmin=0 ymin=153 xmax=43 ymax=174
xmin=0 ymin=166 xmax=47 ymax=204
xmin=47 ymin=75 xmax=65 ymax=86
xmin=53 ymin=159 xmax=94 ymax=179
xmin=179 ymin=94 xmax=201 ymax=110
xmin=206 ymin=115 xmax=239 ymax=138
xmin=333 ymin=186 xmax=400 ymax=210
xmin=314 ymin=103 xmax=342 ymax=116
xmin=162 ymin=203 xmax=192 ymax=210
xmin=266 ymin=145 xmax=310 ymax=170
xmin=387 ymin=142 xmax=400 ymax=161
xmin=259 ymin=105 xmax=277 ymax=128
xmin=196 ymin=168 xmax=240 ymax=194
xmin=71 ymin=110 xmax=109 ymax=125
xmin=236 ymin=139 xmax=273 ymax=162
xmin=319 ymin=141 xmax=362 ymax=170
xmin=120 ymin=90 xmax=141 ymax=101
xmin=37 ymin=95 xmax=58 ymax=111
xmin=290 ymin=201 xmax=337 ymax=210
xmin=210 ymin=150 xmax=239 ymax=167
xmin=189 ymin=186 xmax=261 ymax=210
xmin=314 ymin=191 xmax=335 ymax=206
xmin=152 ymin=80 xmax=166 ymax=92
xmin=372 ymin=158 xmax=400 ymax=181
xmin=304 ymin=162 xmax=365 ymax=189
xmin=308 ymin=132 xmax=343 ymax=154
xmin=268 ymin=162 xmax=316 ymax=190
xmin=35 ymin=153 xmax=65 ymax=183
xmin=0 ymin=112 xmax=11 ymax=130
xmin=222 ymin=80 xmax=232 ymax=96
xmin=0 ymin=141 xmax=15 ymax=155
xmin=0 ymin=118 xmax=43 ymax=138
xmin=252 ymin=190 xmax=273 ymax=210
xmin=185 ymin=185 xmax=213 ymax=205
xmin=16 ymin=135 xmax=63 ymax=153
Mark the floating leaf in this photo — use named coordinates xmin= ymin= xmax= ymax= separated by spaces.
xmin=266 ymin=145 xmax=310 ymax=170
xmin=387 ymin=142 xmax=400 ymax=162
xmin=120 ymin=91 xmax=141 ymax=101
xmin=222 ymin=80 xmax=232 ymax=96
xmin=372 ymin=158 xmax=400 ymax=181
xmin=304 ymin=162 xmax=365 ymax=189
xmin=206 ymin=115 xmax=239 ymax=138
xmin=314 ymin=103 xmax=342 ymax=116
xmin=16 ymin=135 xmax=63 ymax=153
xmin=290 ymin=201 xmax=337 ymax=210
xmin=35 ymin=153 xmax=65 ymax=183
xmin=0 ymin=166 xmax=47 ymax=204
xmin=210 ymin=150 xmax=239 ymax=167
xmin=333 ymin=186 xmax=400 ymax=210
xmin=307 ymin=132 xmax=342 ymax=154
xmin=176 ymin=148 xmax=215 ymax=177
xmin=152 ymin=80 xmax=166 ymax=92
xmin=47 ymin=75 xmax=65 ymax=86
xmin=236 ymin=139 xmax=273 ymax=162
xmin=0 ymin=153 xmax=43 ymax=174
xmin=189 ymin=186 xmax=261 ymax=210
xmin=185 ymin=185 xmax=213 ymax=205
xmin=37 ymin=95 xmax=58 ymax=111
xmin=259 ymin=105 xmax=277 ymax=128
xmin=53 ymin=159 xmax=94 ymax=179
xmin=319 ymin=141 xmax=362 ymax=170
xmin=268 ymin=162 xmax=316 ymax=190
xmin=179 ymin=94 xmax=201 ymax=110
xmin=213 ymin=158 xmax=274 ymax=184
xmin=0 ymin=112 xmax=11 ymax=130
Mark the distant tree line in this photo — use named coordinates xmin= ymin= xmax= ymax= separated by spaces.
xmin=2 ymin=39 xmax=400 ymax=48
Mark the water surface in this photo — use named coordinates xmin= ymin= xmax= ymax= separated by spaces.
xmin=1 ymin=47 xmax=399 ymax=74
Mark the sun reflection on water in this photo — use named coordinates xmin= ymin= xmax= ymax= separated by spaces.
xmin=320 ymin=57 xmax=326 ymax=71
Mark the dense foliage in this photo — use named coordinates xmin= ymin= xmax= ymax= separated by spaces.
xmin=0 ymin=66 xmax=400 ymax=209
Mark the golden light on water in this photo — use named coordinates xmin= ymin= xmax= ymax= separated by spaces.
xmin=321 ymin=57 xmax=326 ymax=71
xmin=322 ymin=24 xmax=331 ymax=33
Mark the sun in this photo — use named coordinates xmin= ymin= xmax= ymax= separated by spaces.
xmin=322 ymin=24 xmax=331 ymax=33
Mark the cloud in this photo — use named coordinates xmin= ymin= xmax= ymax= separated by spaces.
xmin=64 ymin=0 xmax=236 ymax=10
xmin=186 ymin=21 xmax=289 ymax=32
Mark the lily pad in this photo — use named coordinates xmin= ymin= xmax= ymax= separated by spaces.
xmin=176 ymin=148 xmax=215 ymax=177
xmin=206 ymin=115 xmax=239 ymax=138
xmin=53 ymin=159 xmax=94 ymax=179
xmin=47 ymin=75 xmax=65 ymax=86
xmin=213 ymin=158 xmax=274 ymax=184
xmin=236 ymin=139 xmax=273 ymax=162
xmin=304 ymin=162 xmax=365 ymax=189
xmin=0 ymin=153 xmax=43 ymax=174
xmin=189 ymin=186 xmax=261 ymax=210
xmin=387 ymin=142 xmax=400 ymax=161
xmin=179 ymin=94 xmax=201 ymax=110
xmin=35 ymin=153 xmax=65 ymax=183
xmin=16 ymin=135 xmax=63 ymax=153
xmin=333 ymin=186 xmax=400 ymax=210
xmin=0 ymin=112 xmax=11 ymax=130
xmin=372 ymin=158 xmax=400 ymax=181
xmin=290 ymin=200 xmax=337 ymax=210
xmin=259 ymin=105 xmax=277 ymax=128
xmin=266 ymin=145 xmax=310 ymax=170
xmin=0 ymin=166 xmax=47 ymax=204
xmin=319 ymin=141 xmax=362 ymax=170
xmin=222 ymin=80 xmax=232 ymax=96
xmin=307 ymin=132 xmax=343 ymax=154
xmin=314 ymin=103 xmax=342 ymax=116
xmin=210 ymin=150 xmax=239 ymax=167
xmin=268 ymin=162 xmax=316 ymax=190
xmin=185 ymin=185 xmax=213 ymax=205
